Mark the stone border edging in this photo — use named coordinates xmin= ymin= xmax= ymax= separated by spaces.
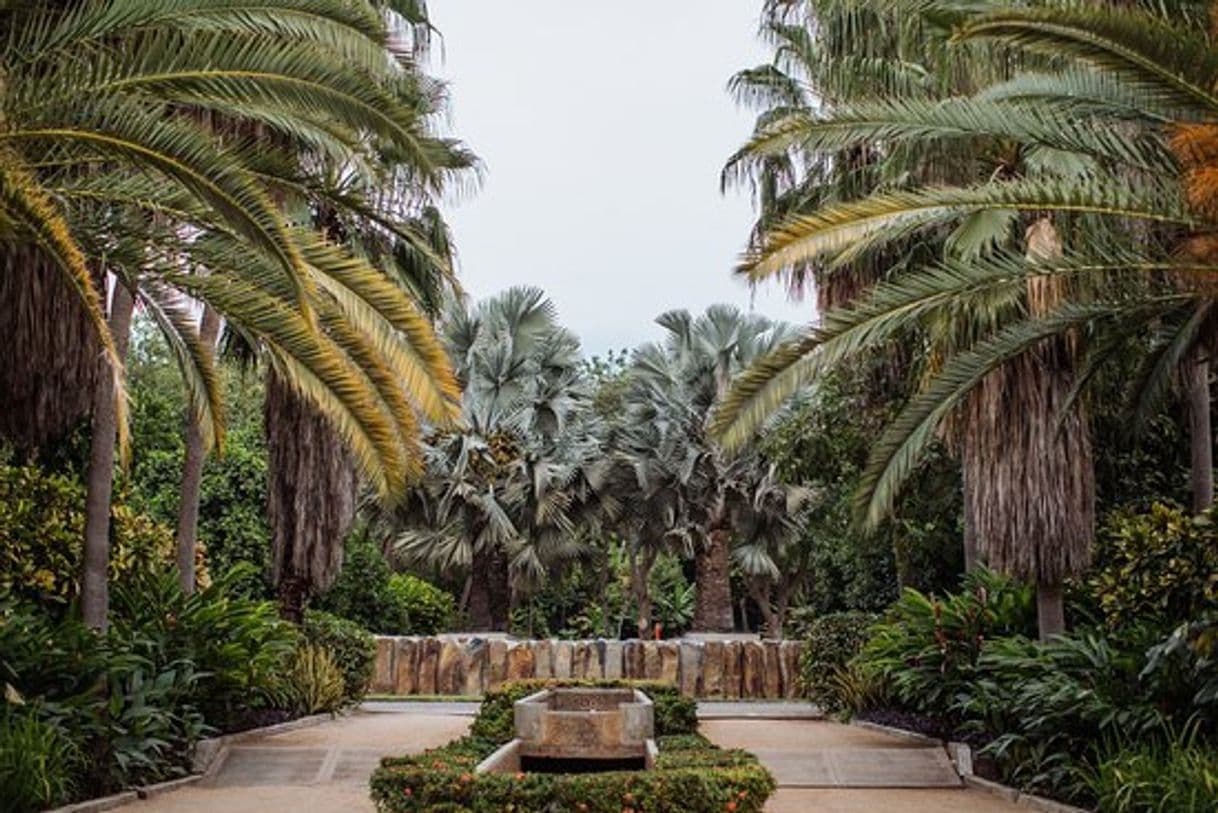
xmin=962 ymin=774 xmax=1092 ymax=813
xmin=43 ymin=776 xmax=205 ymax=813
xmin=849 ymin=720 xmax=1091 ymax=812
xmin=191 ymin=712 xmax=335 ymax=775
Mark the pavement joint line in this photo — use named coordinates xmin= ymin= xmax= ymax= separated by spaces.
xmin=314 ymin=746 xmax=343 ymax=784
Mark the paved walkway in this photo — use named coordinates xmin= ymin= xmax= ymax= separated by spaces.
xmin=115 ymin=704 xmax=1026 ymax=813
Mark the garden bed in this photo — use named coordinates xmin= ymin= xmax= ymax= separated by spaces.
xmin=369 ymin=679 xmax=776 ymax=813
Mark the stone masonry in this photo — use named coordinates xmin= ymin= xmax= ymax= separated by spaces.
xmin=369 ymin=636 xmax=804 ymax=699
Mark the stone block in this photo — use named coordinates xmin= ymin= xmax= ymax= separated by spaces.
xmin=721 ymin=641 xmax=743 ymax=699
xmin=603 ymin=640 xmax=624 ymax=679
xmin=462 ymin=639 xmax=488 ymax=696
xmin=416 ymin=638 xmax=441 ymax=695
xmin=701 ymin=640 xmax=724 ymax=697
xmin=781 ymin=641 xmax=803 ymax=699
xmin=371 ymin=637 xmax=396 ymax=693
xmin=572 ymin=641 xmax=591 ymax=678
xmin=437 ymin=639 xmax=464 ymax=696
xmin=741 ymin=641 xmax=765 ymax=698
xmin=763 ymin=641 xmax=782 ymax=698
xmin=531 ymin=640 xmax=553 ymax=679
xmin=628 ymin=643 xmax=647 ymax=682
xmin=487 ymin=638 xmax=509 ymax=691
xmin=393 ymin=638 xmax=419 ymax=695
xmin=553 ymin=641 xmax=573 ymax=678
xmin=642 ymin=642 xmax=662 ymax=680
xmin=506 ymin=642 xmax=536 ymax=680
xmin=678 ymin=642 xmax=702 ymax=697
xmin=657 ymin=642 xmax=679 ymax=685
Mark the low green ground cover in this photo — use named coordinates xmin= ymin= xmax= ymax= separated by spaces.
xmin=369 ymin=679 xmax=775 ymax=813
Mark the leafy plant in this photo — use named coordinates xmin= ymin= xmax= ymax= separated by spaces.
xmin=0 ymin=708 xmax=79 ymax=812
xmin=1091 ymin=730 xmax=1218 ymax=813
xmin=289 ymin=645 xmax=346 ymax=715
xmin=109 ymin=567 xmax=298 ymax=729
xmin=961 ymin=630 xmax=1167 ymax=802
xmin=387 ymin=573 xmax=454 ymax=635
xmin=797 ymin=611 xmax=877 ymax=709
xmin=300 ymin=610 xmax=375 ymax=703
xmin=1088 ymin=504 xmax=1218 ymax=630
xmin=858 ymin=568 xmax=1035 ymax=717
xmin=0 ymin=463 xmax=193 ymax=609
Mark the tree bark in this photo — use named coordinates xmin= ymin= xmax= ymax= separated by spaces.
xmin=175 ymin=305 xmax=222 ymax=594
xmin=1186 ymin=353 xmax=1213 ymax=514
xmin=746 ymin=577 xmax=779 ymax=639
xmin=1036 ymin=582 xmax=1066 ymax=641
xmin=80 ymin=281 xmax=135 ymax=630
xmin=692 ymin=528 xmax=735 ymax=633
xmin=629 ymin=543 xmax=658 ymax=640
xmin=266 ymin=371 xmax=357 ymax=618
xmin=961 ymin=458 xmax=979 ymax=572
xmin=467 ymin=544 xmax=510 ymax=631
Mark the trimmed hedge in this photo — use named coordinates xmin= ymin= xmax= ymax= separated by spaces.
xmin=370 ymin=681 xmax=774 ymax=813
xmin=471 ymin=679 xmax=698 ymax=742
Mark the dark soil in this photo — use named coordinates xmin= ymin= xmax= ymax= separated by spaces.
xmin=855 ymin=707 xmax=994 ymax=751
xmin=216 ymin=707 xmax=299 ymax=735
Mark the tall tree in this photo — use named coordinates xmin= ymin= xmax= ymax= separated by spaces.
xmin=715 ymin=0 xmax=1218 ymax=637
xmin=629 ymin=306 xmax=796 ymax=633
xmin=396 ymin=288 xmax=590 ymax=631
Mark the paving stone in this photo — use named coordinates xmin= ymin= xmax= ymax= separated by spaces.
xmin=208 ymin=747 xmax=327 ymax=787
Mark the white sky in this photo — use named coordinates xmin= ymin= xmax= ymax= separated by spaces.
xmin=426 ymin=1 xmax=814 ymax=357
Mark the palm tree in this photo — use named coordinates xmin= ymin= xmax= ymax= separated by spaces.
xmin=715 ymin=0 xmax=1218 ymax=637
xmin=629 ymin=306 xmax=796 ymax=633
xmin=395 ymin=288 xmax=592 ymax=631
xmin=0 ymin=0 xmax=469 ymax=625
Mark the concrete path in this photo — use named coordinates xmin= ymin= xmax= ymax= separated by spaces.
xmin=702 ymin=719 xmax=1025 ymax=812
xmin=114 ymin=711 xmax=467 ymax=813
xmin=113 ymin=704 xmax=1026 ymax=813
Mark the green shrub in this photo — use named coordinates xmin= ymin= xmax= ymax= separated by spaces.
xmin=387 ymin=573 xmax=454 ymax=635
xmin=857 ymin=568 xmax=1035 ymax=717
xmin=960 ymin=630 xmax=1168 ymax=802
xmin=1091 ymin=737 xmax=1218 ymax=813
xmin=110 ymin=567 xmax=298 ymax=729
xmin=289 ymin=645 xmax=346 ymax=715
xmin=0 ymin=463 xmax=199 ymax=608
xmin=1088 ymin=503 xmax=1218 ymax=630
xmin=822 ymin=661 xmax=890 ymax=716
xmin=370 ymin=735 xmax=775 ymax=813
xmin=314 ymin=532 xmax=406 ymax=633
xmin=471 ymin=679 xmax=698 ymax=742
xmin=797 ymin=611 xmax=876 ymax=709
xmin=0 ymin=709 xmax=78 ymax=812
xmin=301 ymin=610 xmax=375 ymax=702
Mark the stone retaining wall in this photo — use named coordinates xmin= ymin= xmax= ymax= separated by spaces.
xmin=369 ymin=636 xmax=804 ymax=699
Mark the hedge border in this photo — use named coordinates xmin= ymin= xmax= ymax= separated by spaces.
xmin=370 ymin=680 xmax=775 ymax=813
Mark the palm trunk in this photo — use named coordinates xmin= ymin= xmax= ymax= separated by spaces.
xmin=692 ymin=527 xmax=735 ymax=633
xmin=1036 ymin=582 xmax=1065 ymax=641
xmin=961 ymin=458 xmax=979 ymax=572
xmin=1186 ymin=352 xmax=1213 ymax=514
xmin=629 ymin=544 xmax=658 ymax=640
xmin=467 ymin=544 xmax=510 ymax=631
xmin=175 ymin=305 xmax=222 ymax=594
xmin=80 ymin=282 xmax=135 ymax=630
xmin=266 ymin=370 xmax=357 ymax=621
xmin=745 ymin=577 xmax=779 ymax=639
xmin=0 ymin=246 xmax=102 ymax=450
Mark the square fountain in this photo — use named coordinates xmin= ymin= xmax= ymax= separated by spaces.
xmin=477 ymin=687 xmax=658 ymax=774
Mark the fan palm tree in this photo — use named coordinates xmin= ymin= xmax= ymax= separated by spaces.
xmin=0 ymin=0 xmax=469 ymax=625
xmin=628 ymin=306 xmax=797 ymax=633
xmin=715 ymin=0 xmax=1218 ymax=636
xmin=394 ymin=288 xmax=593 ymax=631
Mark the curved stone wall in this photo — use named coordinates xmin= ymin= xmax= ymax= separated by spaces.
xmin=368 ymin=636 xmax=804 ymax=699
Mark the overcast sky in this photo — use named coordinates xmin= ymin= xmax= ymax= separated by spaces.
xmin=426 ymin=1 xmax=813 ymax=357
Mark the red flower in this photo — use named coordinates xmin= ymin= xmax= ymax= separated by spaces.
xmin=402 ymin=787 xmax=412 ymax=797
